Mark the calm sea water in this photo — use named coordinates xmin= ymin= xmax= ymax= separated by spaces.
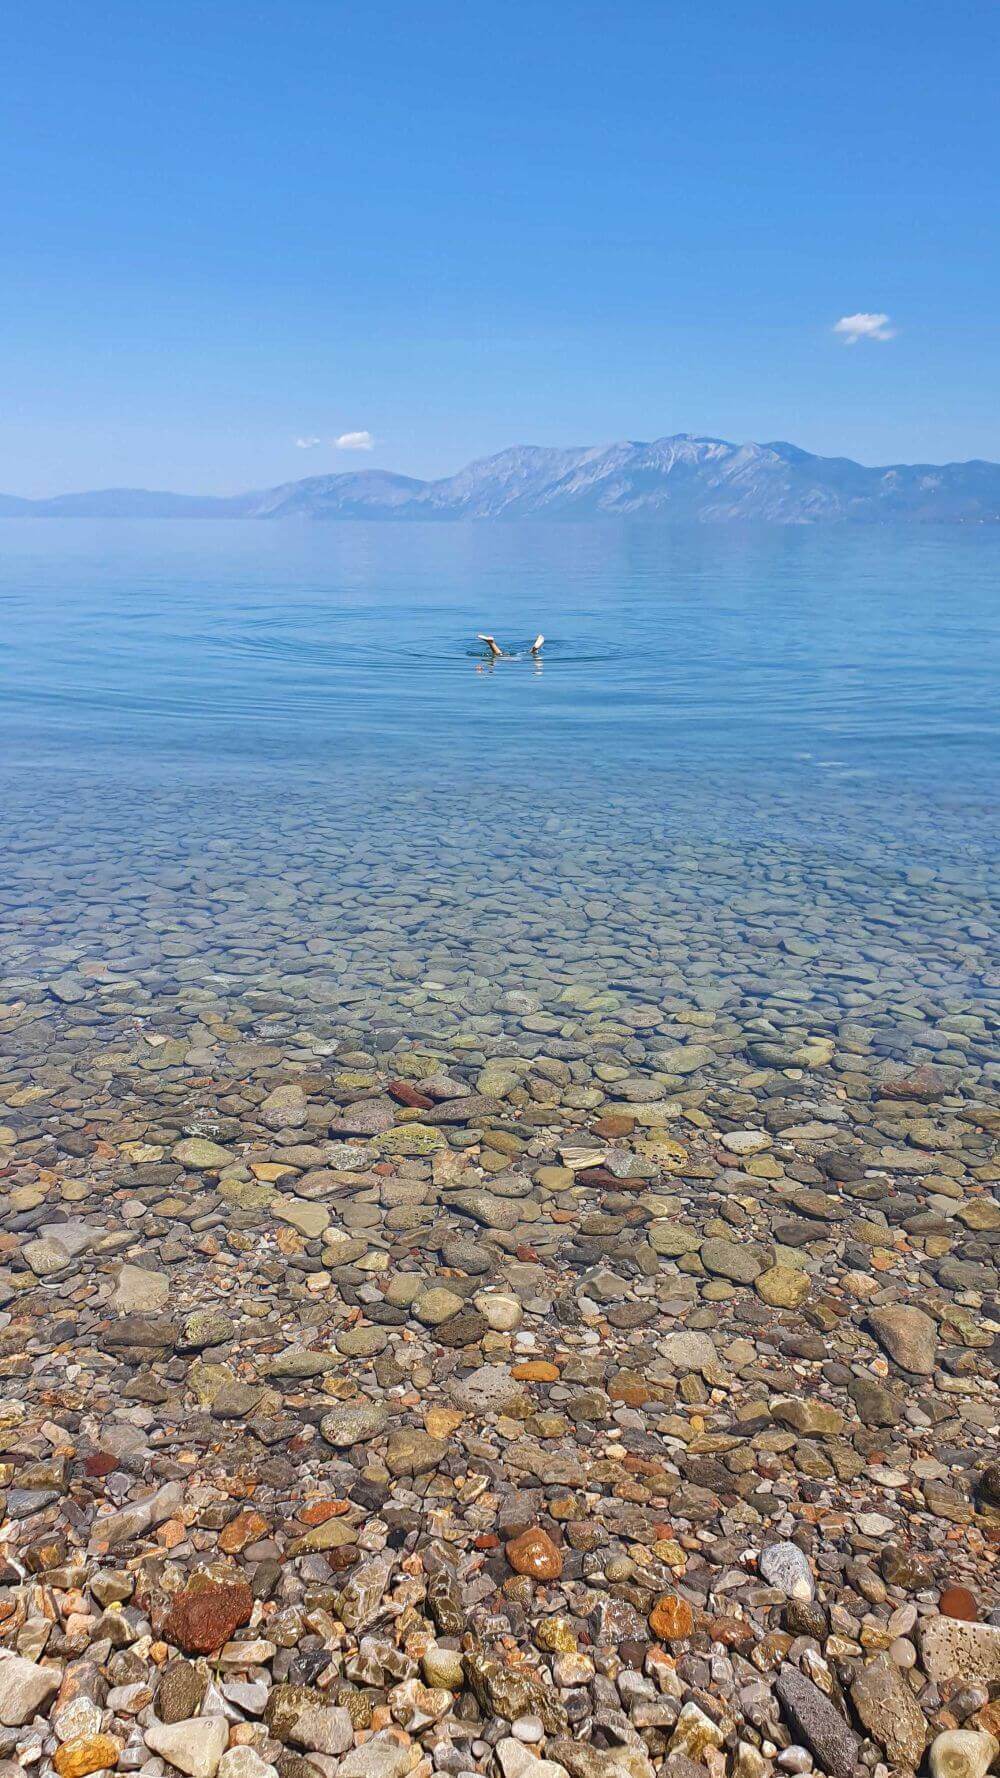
xmin=0 ymin=519 xmax=996 ymax=1062
xmin=0 ymin=518 xmax=996 ymax=784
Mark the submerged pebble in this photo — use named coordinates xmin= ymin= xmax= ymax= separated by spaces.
xmin=0 ymin=764 xmax=996 ymax=1776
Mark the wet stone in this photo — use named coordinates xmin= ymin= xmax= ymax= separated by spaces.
xmin=157 ymin=1661 xmax=209 ymax=1724
xmin=774 ymin=1665 xmax=861 ymax=1778
xmin=506 ymin=1527 xmax=564 ymax=1580
xmin=320 ymin=1401 xmax=390 ymax=1446
xmin=164 ymin=1575 xmax=254 ymax=1655
xmin=850 ymin=1652 xmax=927 ymax=1768
xmin=759 ymin=1541 xmax=815 ymax=1601
xmin=868 ymin=1303 xmax=938 ymax=1374
xmin=384 ymin=1429 xmax=448 ymax=1476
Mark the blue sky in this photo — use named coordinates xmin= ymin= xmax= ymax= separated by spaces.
xmin=3 ymin=0 xmax=998 ymax=493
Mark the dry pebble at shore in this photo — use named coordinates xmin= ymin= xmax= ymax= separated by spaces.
xmin=0 ymin=771 xmax=997 ymax=1778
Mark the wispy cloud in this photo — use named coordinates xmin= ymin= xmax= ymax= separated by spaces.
xmin=833 ymin=312 xmax=896 ymax=345
xmin=294 ymin=429 xmax=375 ymax=451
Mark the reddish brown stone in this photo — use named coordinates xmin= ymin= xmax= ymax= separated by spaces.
xmin=505 ymin=1526 xmax=563 ymax=1580
xmin=298 ymin=1500 xmax=350 ymax=1526
xmin=619 ymin=1640 xmax=650 ymax=1668
xmin=875 ymin=1065 xmax=950 ymax=1101
xmin=593 ymin=1113 xmax=636 ymax=1138
xmin=83 ymin=1452 xmax=117 ymax=1477
xmin=388 ymin=1080 xmax=434 ymax=1109
xmin=648 ymin=1593 xmax=694 ymax=1641
xmin=580 ymin=1164 xmax=648 ymax=1190
xmin=623 ymin=1454 xmax=668 ymax=1478
xmin=164 ymin=1574 xmax=253 ymax=1654
xmin=218 ymin=1509 xmax=268 ymax=1554
xmin=609 ymin=1379 xmax=651 ymax=1407
xmin=574 ymin=1166 xmax=622 ymax=1188
xmin=939 ymin=1584 xmax=978 ymax=1621
xmin=706 ymin=1615 xmax=756 ymax=1652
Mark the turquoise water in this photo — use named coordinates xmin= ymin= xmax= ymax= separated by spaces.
xmin=0 ymin=519 xmax=996 ymax=1068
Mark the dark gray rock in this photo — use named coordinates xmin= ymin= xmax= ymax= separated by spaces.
xmin=775 ymin=1665 xmax=860 ymax=1778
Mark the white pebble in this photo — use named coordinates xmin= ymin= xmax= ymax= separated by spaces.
xmin=512 ymin=1716 xmax=545 ymax=1743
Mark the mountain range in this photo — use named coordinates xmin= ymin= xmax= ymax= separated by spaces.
xmin=3 ymin=434 xmax=1000 ymax=523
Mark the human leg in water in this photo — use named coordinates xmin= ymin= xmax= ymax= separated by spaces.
xmin=477 ymin=633 xmax=544 ymax=658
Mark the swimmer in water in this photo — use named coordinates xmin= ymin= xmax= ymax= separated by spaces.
xmin=477 ymin=633 xmax=545 ymax=658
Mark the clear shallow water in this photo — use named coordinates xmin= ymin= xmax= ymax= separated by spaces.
xmin=0 ymin=519 xmax=996 ymax=1071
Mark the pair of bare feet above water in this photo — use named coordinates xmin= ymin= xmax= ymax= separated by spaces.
xmin=476 ymin=631 xmax=544 ymax=659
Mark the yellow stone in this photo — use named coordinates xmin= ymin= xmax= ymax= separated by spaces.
xmin=120 ymin=1141 xmax=164 ymax=1162
xmin=755 ymin=1265 xmax=811 ymax=1309
xmin=637 ymin=1134 xmax=689 ymax=1169
xmin=355 ymin=1250 xmax=389 ymax=1272
xmin=9 ymin=1188 xmax=45 ymax=1212
xmin=485 ymin=1131 xmax=523 ymax=1156
xmin=188 ymin=1362 xmax=232 ymax=1407
xmin=425 ymin=1405 xmax=464 ymax=1438
xmin=479 ymin=1149 xmax=511 ymax=1173
xmin=653 ymin=1538 xmax=686 ymax=1568
xmin=53 ymin=1734 xmax=122 ymax=1778
xmin=534 ymin=1166 xmax=573 ymax=1189
xmin=535 ymin=1615 xmax=577 ymax=1653
xmin=746 ymin=1153 xmax=783 ymax=1179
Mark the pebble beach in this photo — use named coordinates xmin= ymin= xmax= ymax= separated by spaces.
xmin=0 ymin=525 xmax=997 ymax=1778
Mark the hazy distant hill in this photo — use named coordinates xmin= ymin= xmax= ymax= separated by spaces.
xmin=0 ymin=487 xmax=256 ymax=518
xmin=5 ymin=435 xmax=1000 ymax=523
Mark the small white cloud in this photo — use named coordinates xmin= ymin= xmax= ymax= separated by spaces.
xmin=295 ymin=436 xmax=322 ymax=449
xmin=833 ymin=312 xmax=896 ymax=345
xmin=334 ymin=430 xmax=375 ymax=451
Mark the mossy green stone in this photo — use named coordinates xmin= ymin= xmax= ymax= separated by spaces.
xmin=373 ymin=1123 xmax=445 ymax=1155
xmin=219 ymin=1177 xmax=277 ymax=1212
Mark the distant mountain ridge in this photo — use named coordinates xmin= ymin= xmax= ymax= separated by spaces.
xmin=4 ymin=434 xmax=1000 ymax=523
